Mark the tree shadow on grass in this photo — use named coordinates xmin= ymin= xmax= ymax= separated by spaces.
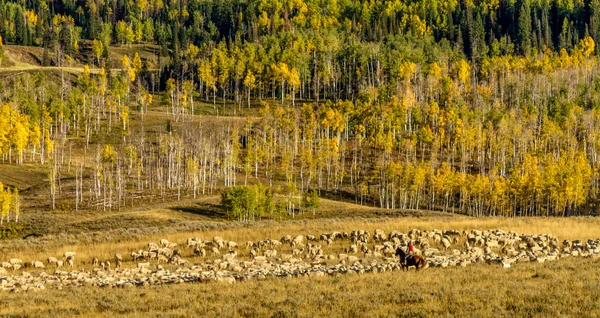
xmin=169 ymin=203 xmax=227 ymax=219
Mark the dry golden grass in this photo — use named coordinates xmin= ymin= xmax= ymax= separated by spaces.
xmin=5 ymin=214 xmax=600 ymax=272
xmin=0 ymin=205 xmax=598 ymax=317
xmin=0 ymin=256 xmax=598 ymax=317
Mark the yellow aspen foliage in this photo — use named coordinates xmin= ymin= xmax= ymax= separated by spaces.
xmin=456 ymin=59 xmax=471 ymax=87
xmin=428 ymin=62 xmax=443 ymax=80
xmin=578 ymin=36 xmax=595 ymax=58
xmin=119 ymin=105 xmax=129 ymax=132
xmin=132 ymin=52 xmax=142 ymax=73
xmin=399 ymin=62 xmax=417 ymax=82
xmin=0 ymin=104 xmax=9 ymax=154
xmin=558 ymin=48 xmax=572 ymax=68
xmin=30 ymin=123 xmax=41 ymax=148
xmin=102 ymin=145 xmax=118 ymax=164
xmin=244 ymin=71 xmax=256 ymax=89
xmin=0 ymin=183 xmax=10 ymax=224
xmin=10 ymin=114 xmax=30 ymax=163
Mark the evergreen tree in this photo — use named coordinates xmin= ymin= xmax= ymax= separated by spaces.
xmin=517 ymin=1 xmax=532 ymax=55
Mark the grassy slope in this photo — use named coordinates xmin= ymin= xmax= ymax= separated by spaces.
xmin=2 ymin=258 xmax=598 ymax=317
xmin=0 ymin=219 xmax=599 ymax=317
xmin=1 ymin=44 xmax=161 ymax=75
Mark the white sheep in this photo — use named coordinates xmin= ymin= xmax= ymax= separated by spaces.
xmin=137 ymin=262 xmax=150 ymax=269
xmin=264 ymin=250 xmax=278 ymax=258
xmin=31 ymin=261 xmax=45 ymax=268
xmin=157 ymin=255 xmax=168 ymax=263
xmin=292 ymin=248 xmax=304 ymax=256
xmin=227 ymin=241 xmax=238 ymax=250
xmin=63 ymin=252 xmax=76 ymax=258
xmin=291 ymin=235 xmax=304 ymax=248
xmin=194 ymin=246 xmax=206 ymax=257
xmin=441 ymin=238 xmax=452 ymax=251
xmin=66 ymin=255 xmax=75 ymax=268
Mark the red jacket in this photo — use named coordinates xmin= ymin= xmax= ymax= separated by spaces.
xmin=409 ymin=244 xmax=414 ymax=252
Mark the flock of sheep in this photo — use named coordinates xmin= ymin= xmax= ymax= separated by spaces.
xmin=0 ymin=228 xmax=599 ymax=292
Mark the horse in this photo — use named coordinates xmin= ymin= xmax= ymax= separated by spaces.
xmin=395 ymin=247 xmax=427 ymax=271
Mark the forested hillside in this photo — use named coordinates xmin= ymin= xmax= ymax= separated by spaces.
xmin=1 ymin=0 xmax=600 ymax=220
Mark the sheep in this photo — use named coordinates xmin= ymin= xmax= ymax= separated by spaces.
xmin=194 ymin=246 xmax=206 ymax=257
xmin=66 ymin=255 xmax=75 ymax=268
xmin=55 ymin=261 xmax=63 ymax=269
xmin=9 ymin=258 xmax=22 ymax=265
xmin=137 ymin=262 xmax=150 ymax=269
xmin=1 ymin=262 xmax=11 ymax=269
xmin=157 ymin=255 xmax=169 ymax=263
xmin=253 ymin=256 xmax=267 ymax=263
xmin=292 ymin=248 xmax=304 ymax=256
xmin=280 ymin=235 xmax=292 ymax=243
xmin=222 ymin=251 xmax=237 ymax=262
xmin=91 ymin=257 xmax=99 ymax=267
xmin=256 ymin=240 xmax=267 ymax=249
xmin=245 ymin=241 xmax=255 ymax=249
xmin=211 ymin=247 xmax=221 ymax=256
xmin=326 ymin=238 xmax=334 ymax=247
xmin=249 ymin=248 xmax=259 ymax=259
xmin=12 ymin=264 xmax=21 ymax=271
xmin=264 ymin=250 xmax=278 ymax=258
xmin=269 ymin=239 xmax=282 ymax=247
xmin=174 ymin=257 xmax=188 ymax=266
xmin=47 ymin=257 xmax=58 ymax=265
xmin=227 ymin=241 xmax=239 ymax=250
xmin=485 ymin=240 xmax=500 ymax=248
xmin=441 ymin=238 xmax=452 ymax=251
xmin=306 ymin=235 xmax=316 ymax=241
xmin=186 ymin=238 xmax=198 ymax=248
xmin=114 ymin=254 xmax=123 ymax=262
xmin=213 ymin=236 xmax=224 ymax=246
xmin=167 ymin=243 xmax=178 ymax=249
xmin=345 ymin=244 xmax=358 ymax=254
xmin=31 ymin=261 xmax=45 ymax=268
xmin=373 ymin=229 xmax=386 ymax=242
xmin=159 ymin=239 xmax=170 ymax=247
xmin=131 ymin=252 xmax=141 ymax=262
xmin=291 ymin=235 xmax=304 ymax=248
xmin=64 ymin=252 xmax=76 ymax=258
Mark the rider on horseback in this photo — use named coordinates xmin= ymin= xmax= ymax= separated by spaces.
xmin=405 ymin=241 xmax=414 ymax=265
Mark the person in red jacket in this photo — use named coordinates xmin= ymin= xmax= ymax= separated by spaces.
xmin=405 ymin=241 xmax=414 ymax=264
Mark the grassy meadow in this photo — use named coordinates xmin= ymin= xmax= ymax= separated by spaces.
xmin=0 ymin=213 xmax=598 ymax=317
xmin=0 ymin=255 xmax=598 ymax=317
